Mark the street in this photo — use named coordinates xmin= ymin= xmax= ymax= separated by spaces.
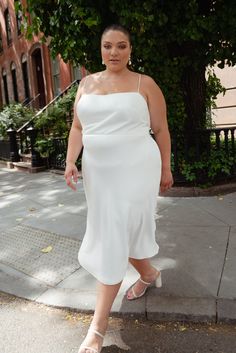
xmin=0 ymin=291 xmax=235 ymax=353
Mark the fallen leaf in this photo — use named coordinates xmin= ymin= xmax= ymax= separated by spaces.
xmin=29 ymin=207 xmax=36 ymax=212
xmin=155 ymin=324 xmax=166 ymax=329
xmin=16 ymin=218 xmax=23 ymax=221
xmin=41 ymin=245 xmax=53 ymax=253
xmin=65 ymin=314 xmax=73 ymax=321
xmin=58 ymin=203 xmax=64 ymax=207
xmin=179 ymin=326 xmax=187 ymax=331
xmin=209 ymin=327 xmax=217 ymax=332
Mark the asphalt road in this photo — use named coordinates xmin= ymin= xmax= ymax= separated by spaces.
xmin=0 ymin=291 xmax=235 ymax=353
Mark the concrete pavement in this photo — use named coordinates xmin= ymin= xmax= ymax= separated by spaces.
xmin=1 ymin=292 xmax=236 ymax=353
xmin=0 ymin=165 xmax=236 ymax=323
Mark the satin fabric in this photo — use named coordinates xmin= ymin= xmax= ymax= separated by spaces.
xmin=76 ymin=92 xmax=161 ymax=285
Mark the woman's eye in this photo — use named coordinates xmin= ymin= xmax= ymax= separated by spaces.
xmin=118 ymin=45 xmax=127 ymax=49
xmin=104 ymin=45 xmax=111 ymax=49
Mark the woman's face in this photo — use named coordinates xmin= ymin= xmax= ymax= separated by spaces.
xmin=101 ymin=30 xmax=131 ymax=71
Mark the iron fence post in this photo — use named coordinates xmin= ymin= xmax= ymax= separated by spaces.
xmin=7 ymin=126 xmax=20 ymax=162
xmin=27 ymin=125 xmax=42 ymax=167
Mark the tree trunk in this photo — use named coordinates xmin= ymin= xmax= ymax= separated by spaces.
xmin=181 ymin=65 xmax=207 ymax=159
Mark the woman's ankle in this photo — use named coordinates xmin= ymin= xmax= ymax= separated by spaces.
xmin=140 ymin=267 xmax=160 ymax=282
xmin=90 ymin=317 xmax=108 ymax=335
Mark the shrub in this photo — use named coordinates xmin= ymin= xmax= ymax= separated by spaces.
xmin=0 ymin=104 xmax=36 ymax=139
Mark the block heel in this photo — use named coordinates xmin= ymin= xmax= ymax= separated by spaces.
xmin=155 ymin=271 xmax=162 ymax=288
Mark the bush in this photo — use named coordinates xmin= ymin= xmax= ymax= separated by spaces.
xmin=0 ymin=104 xmax=36 ymax=139
xmin=180 ymin=149 xmax=235 ymax=186
xmin=34 ymin=84 xmax=77 ymax=159
xmin=34 ymin=84 xmax=77 ymax=139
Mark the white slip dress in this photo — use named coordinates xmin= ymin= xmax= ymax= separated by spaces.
xmin=76 ymin=74 xmax=162 ymax=285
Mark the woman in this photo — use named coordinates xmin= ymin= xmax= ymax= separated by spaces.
xmin=65 ymin=24 xmax=173 ymax=353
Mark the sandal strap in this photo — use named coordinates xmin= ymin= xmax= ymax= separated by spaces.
xmin=131 ymin=286 xmax=138 ymax=298
xmin=139 ymin=277 xmax=151 ymax=285
xmin=88 ymin=328 xmax=104 ymax=339
xmin=80 ymin=346 xmax=98 ymax=353
xmin=131 ymin=278 xmax=149 ymax=299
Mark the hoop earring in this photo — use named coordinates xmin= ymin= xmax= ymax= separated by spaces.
xmin=128 ymin=56 xmax=132 ymax=66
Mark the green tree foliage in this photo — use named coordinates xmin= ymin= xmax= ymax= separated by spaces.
xmin=18 ymin=0 xmax=236 ymax=180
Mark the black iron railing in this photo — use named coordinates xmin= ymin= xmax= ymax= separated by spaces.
xmin=172 ymin=126 xmax=236 ymax=184
xmin=0 ymin=140 xmax=10 ymax=160
xmin=48 ymin=137 xmax=67 ymax=170
xmin=16 ymin=80 xmax=79 ymax=157
xmin=47 ymin=137 xmax=83 ymax=170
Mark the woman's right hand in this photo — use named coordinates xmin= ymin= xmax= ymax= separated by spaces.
xmin=64 ymin=162 xmax=79 ymax=191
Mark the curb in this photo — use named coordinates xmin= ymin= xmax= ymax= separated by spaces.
xmin=160 ymin=182 xmax=236 ymax=197
xmin=1 ymin=264 xmax=236 ymax=324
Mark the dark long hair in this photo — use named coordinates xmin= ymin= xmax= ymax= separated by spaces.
xmin=101 ymin=24 xmax=132 ymax=46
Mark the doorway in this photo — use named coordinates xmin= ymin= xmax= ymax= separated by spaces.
xmin=31 ymin=48 xmax=46 ymax=108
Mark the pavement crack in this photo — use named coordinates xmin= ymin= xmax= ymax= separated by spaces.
xmin=189 ymin=200 xmax=229 ymax=226
xmin=216 ymin=226 xmax=231 ymax=298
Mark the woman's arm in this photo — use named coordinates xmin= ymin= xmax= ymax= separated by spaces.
xmin=64 ymin=81 xmax=84 ymax=190
xmin=143 ymin=75 xmax=173 ymax=192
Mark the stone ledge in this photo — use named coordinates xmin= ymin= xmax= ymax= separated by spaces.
xmin=161 ymin=182 xmax=236 ymax=197
xmin=12 ymin=161 xmax=46 ymax=173
xmin=217 ymin=298 xmax=236 ymax=324
xmin=146 ymin=295 xmax=216 ymax=323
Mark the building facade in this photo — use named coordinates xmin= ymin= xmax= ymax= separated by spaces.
xmin=212 ymin=65 xmax=236 ymax=127
xmin=0 ymin=0 xmax=85 ymax=110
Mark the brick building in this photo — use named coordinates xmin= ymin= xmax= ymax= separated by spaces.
xmin=0 ymin=0 xmax=85 ymax=110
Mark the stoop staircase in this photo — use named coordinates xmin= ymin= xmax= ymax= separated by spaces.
xmin=9 ymin=80 xmax=79 ymax=173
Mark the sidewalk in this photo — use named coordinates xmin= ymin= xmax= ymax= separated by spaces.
xmin=0 ymin=165 xmax=235 ymax=323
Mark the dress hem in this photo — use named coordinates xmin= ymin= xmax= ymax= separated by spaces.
xmin=78 ymin=248 xmax=159 ymax=285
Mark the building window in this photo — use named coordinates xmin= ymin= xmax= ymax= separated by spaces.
xmin=4 ymin=9 xmax=12 ymax=46
xmin=2 ymin=69 xmax=9 ymax=105
xmin=21 ymin=54 xmax=30 ymax=102
xmin=51 ymin=57 xmax=61 ymax=96
xmin=15 ymin=0 xmax=22 ymax=35
xmin=11 ymin=62 xmax=19 ymax=102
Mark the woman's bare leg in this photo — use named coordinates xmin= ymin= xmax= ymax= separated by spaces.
xmin=79 ymin=281 xmax=122 ymax=352
xmin=127 ymin=258 xmax=160 ymax=299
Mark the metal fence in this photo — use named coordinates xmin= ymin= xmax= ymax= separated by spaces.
xmin=0 ymin=140 xmax=10 ymax=160
xmin=1 ymin=125 xmax=235 ymax=185
xmin=172 ymin=126 xmax=236 ymax=184
xmin=48 ymin=137 xmax=67 ymax=170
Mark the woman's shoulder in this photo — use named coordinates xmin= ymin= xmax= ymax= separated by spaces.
xmin=138 ymin=73 xmax=163 ymax=98
xmin=80 ymin=71 xmax=102 ymax=83
xmin=139 ymin=73 xmax=158 ymax=87
xmin=77 ymin=72 xmax=102 ymax=95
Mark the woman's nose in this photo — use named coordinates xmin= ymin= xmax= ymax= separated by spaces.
xmin=110 ymin=47 xmax=118 ymax=56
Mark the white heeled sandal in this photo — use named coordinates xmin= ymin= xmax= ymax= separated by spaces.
xmin=127 ymin=271 xmax=162 ymax=300
xmin=78 ymin=328 xmax=104 ymax=353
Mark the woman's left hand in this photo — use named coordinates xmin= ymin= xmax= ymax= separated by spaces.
xmin=160 ymin=168 xmax=174 ymax=193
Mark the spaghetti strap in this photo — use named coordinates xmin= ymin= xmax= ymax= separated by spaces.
xmin=137 ymin=74 xmax=141 ymax=92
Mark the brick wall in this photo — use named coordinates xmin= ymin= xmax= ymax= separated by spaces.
xmin=0 ymin=0 xmax=83 ymax=109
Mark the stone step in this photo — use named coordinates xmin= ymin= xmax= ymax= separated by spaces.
xmin=19 ymin=153 xmax=32 ymax=163
xmin=12 ymin=161 xmax=46 ymax=173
